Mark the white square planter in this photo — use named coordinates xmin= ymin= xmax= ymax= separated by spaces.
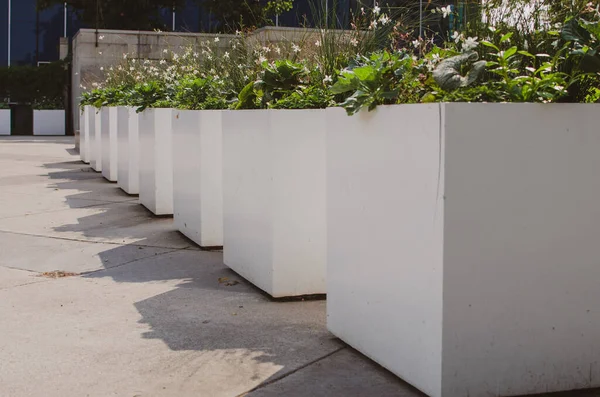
xmin=0 ymin=109 xmax=10 ymax=136
xmin=33 ymin=110 xmax=65 ymax=135
xmin=326 ymin=103 xmax=600 ymax=397
xmin=138 ymin=108 xmax=174 ymax=216
xmin=79 ymin=106 xmax=90 ymax=163
xmin=90 ymin=107 xmax=102 ymax=172
xmin=172 ymin=110 xmax=223 ymax=248
xmin=222 ymin=109 xmax=326 ymax=298
xmin=117 ymin=107 xmax=139 ymax=195
xmin=100 ymin=107 xmax=120 ymax=182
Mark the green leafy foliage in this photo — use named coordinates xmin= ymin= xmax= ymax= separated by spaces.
xmin=0 ymin=61 xmax=66 ymax=109
xmin=270 ymin=85 xmax=334 ymax=109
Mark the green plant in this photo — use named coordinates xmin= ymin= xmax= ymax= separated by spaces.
xmin=254 ymin=59 xmax=309 ymax=107
xmin=270 ymin=85 xmax=334 ymax=109
xmin=174 ymin=76 xmax=229 ymax=110
xmin=330 ymin=51 xmax=424 ymax=115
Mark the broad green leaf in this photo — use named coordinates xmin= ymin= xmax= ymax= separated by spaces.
xmin=481 ymin=41 xmax=499 ymax=51
xmin=503 ymin=46 xmax=518 ymax=59
xmin=500 ymin=32 xmax=513 ymax=43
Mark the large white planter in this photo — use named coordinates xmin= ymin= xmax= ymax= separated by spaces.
xmin=0 ymin=109 xmax=10 ymax=135
xmin=100 ymin=107 xmax=120 ymax=182
xmin=222 ymin=109 xmax=326 ymax=298
xmin=33 ymin=110 xmax=65 ymax=136
xmin=79 ymin=106 xmax=90 ymax=163
xmin=172 ymin=110 xmax=223 ymax=248
xmin=326 ymin=103 xmax=600 ymax=397
xmin=90 ymin=107 xmax=102 ymax=172
xmin=117 ymin=107 xmax=139 ymax=195
xmin=138 ymin=108 xmax=174 ymax=216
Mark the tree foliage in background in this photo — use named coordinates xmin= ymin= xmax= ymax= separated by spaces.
xmin=37 ymin=0 xmax=188 ymax=30
xmin=0 ymin=62 xmax=67 ymax=109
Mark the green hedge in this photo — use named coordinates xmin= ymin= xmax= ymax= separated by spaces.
xmin=0 ymin=61 xmax=67 ymax=109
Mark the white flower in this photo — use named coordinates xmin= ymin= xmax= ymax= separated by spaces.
xmin=275 ymin=46 xmax=281 ymax=55
xmin=369 ymin=20 xmax=378 ymax=29
xmin=315 ymin=40 xmax=321 ymax=47
xmin=160 ymin=59 xmax=166 ymax=64
xmin=259 ymin=55 xmax=267 ymax=63
xmin=99 ymin=35 xmax=105 ymax=40
xmin=224 ymin=51 xmax=230 ymax=59
xmin=323 ymin=75 xmax=333 ymax=84
xmin=235 ymin=30 xmax=241 ymax=36
xmin=292 ymin=43 xmax=301 ymax=53
xmin=373 ymin=5 xmax=381 ymax=15
xmin=92 ymin=82 xmax=99 ymax=87
xmin=214 ymin=37 xmax=220 ymax=42
xmin=379 ymin=14 xmax=391 ymax=25
xmin=98 ymin=51 xmax=102 ymax=55
xmin=123 ymin=53 xmax=128 ymax=59
xmin=262 ymin=46 xmax=271 ymax=53
xmin=100 ymin=67 xmax=104 ymax=71
xmin=163 ymin=49 xmax=169 ymax=54
xmin=350 ymin=38 xmax=359 ymax=47
xmin=440 ymin=6 xmax=451 ymax=19
xmin=131 ymin=58 xmax=136 ymax=63
xmin=130 ymin=67 xmax=135 ymax=71
xmin=463 ymin=36 xmax=479 ymax=51
xmin=432 ymin=53 xmax=440 ymax=62
xmin=452 ymin=31 xmax=463 ymax=43
xmin=412 ymin=40 xmax=420 ymax=48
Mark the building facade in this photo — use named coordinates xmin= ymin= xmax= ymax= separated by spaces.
xmin=1 ymin=0 xmax=369 ymax=67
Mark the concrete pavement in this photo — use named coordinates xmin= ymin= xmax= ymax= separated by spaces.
xmin=0 ymin=137 xmax=417 ymax=397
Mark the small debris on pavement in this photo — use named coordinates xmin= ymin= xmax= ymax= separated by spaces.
xmin=40 ymin=271 xmax=79 ymax=279
xmin=218 ymin=277 xmax=240 ymax=287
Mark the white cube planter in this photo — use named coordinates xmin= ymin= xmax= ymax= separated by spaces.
xmin=117 ymin=107 xmax=139 ymax=195
xmin=90 ymin=107 xmax=102 ymax=172
xmin=223 ymin=110 xmax=326 ymax=298
xmin=326 ymin=103 xmax=600 ymax=397
xmin=0 ymin=109 xmax=10 ymax=135
xmin=139 ymin=108 xmax=174 ymax=216
xmin=172 ymin=110 xmax=223 ymax=248
xmin=79 ymin=106 xmax=90 ymax=163
xmin=100 ymin=107 xmax=120 ymax=182
xmin=33 ymin=110 xmax=65 ymax=136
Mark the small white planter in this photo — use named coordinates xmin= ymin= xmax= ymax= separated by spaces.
xmin=33 ymin=110 xmax=65 ymax=135
xmin=90 ymin=107 xmax=102 ymax=172
xmin=0 ymin=109 xmax=10 ymax=135
xmin=138 ymin=108 xmax=174 ymax=216
xmin=79 ymin=107 xmax=90 ymax=163
xmin=100 ymin=107 xmax=120 ymax=182
xmin=326 ymin=103 xmax=600 ymax=397
xmin=172 ymin=110 xmax=223 ymax=248
xmin=222 ymin=109 xmax=326 ymax=298
xmin=117 ymin=107 xmax=139 ymax=195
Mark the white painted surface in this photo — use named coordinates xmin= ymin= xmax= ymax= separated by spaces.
xmin=101 ymin=107 xmax=119 ymax=182
xmin=223 ymin=109 xmax=326 ymax=298
xmin=172 ymin=110 xmax=223 ymax=248
xmin=441 ymin=103 xmax=600 ymax=396
xmin=0 ymin=110 xmax=10 ymax=136
xmin=117 ymin=107 xmax=139 ymax=195
xmin=90 ymin=108 xmax=102 ymax=172
xmin=326 ymin=105 xmax=444 ymax=397
xmin=33 ymin=110 xmax=65 ymax=136
xmin=326 ymin=103 xmax=600 ymax=397
xmin=138 ymin=108 xmax=173 ymax=215
xmin=79 ymin=107 xmax=90 ymax=163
